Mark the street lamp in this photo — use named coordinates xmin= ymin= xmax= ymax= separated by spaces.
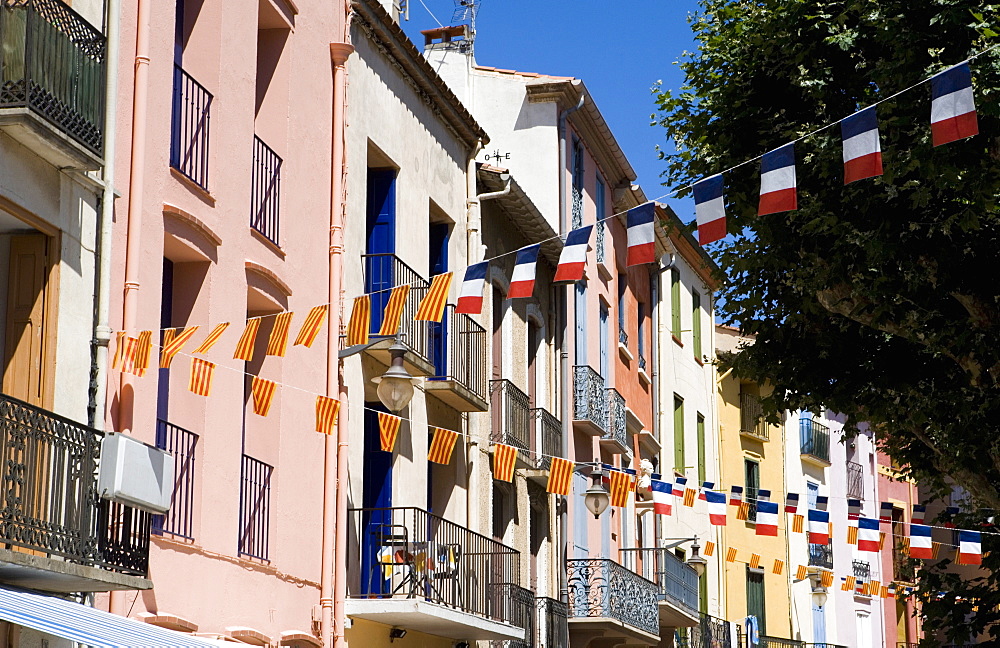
xmin=583 ymin=466 xmax=610 ymax=519
xmin=686 ymin=538 xmax=708 ymax=577
xmin=371 ymin=341 xmax=419 ymax=413
xmin=809 ymin=572 xmax=829 ymax=608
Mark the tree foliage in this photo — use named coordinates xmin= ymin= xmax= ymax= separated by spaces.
xmin=653 ymin=1 xmax=1000 ymax=642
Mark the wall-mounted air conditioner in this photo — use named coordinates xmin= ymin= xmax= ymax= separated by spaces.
xmin=97 ymin=433 xmax=175 ymax=514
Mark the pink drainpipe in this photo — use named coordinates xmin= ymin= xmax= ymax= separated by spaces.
xmin=110 ymin=0 xmax=151 ymax=617
xmin=325 ymin=40 xmax=354 ymax=647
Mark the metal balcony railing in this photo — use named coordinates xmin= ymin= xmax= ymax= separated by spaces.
xmin=808 ymin=541 xmax=833 ymax=569
xmin=805 ymin=644 xmax=848 ymax=648
xmin=800 ymin=416 xmax=830 ymax=463
xmin=362 ymin=253 xmax=430 ymax=361
xmin=567 ymin=558 xmax=659 ymax=637
xmin=170 ymin=64 xmax=212 ymax=190
xmin=740 ymin=392 xmax=768 ymax=440
xmin=491 ymin=379 xmax=531 ymax=463
xmin=638 ymin=354 xmax=647 ymax=372
xmin=488 ymin=583 xmax=534 ymax=648
xmin=349 ymin=506 xmax=521 ymax=625
xmin=250 ymin=134 xmax=281 ymax=246
xmin=618 ymin=327 xmax=628 ymax=347
xmin=573 ymin=365 xmax=607 ymax=433
xmin=676 ymin=613 xmax=734 ymax=648
xmin=604 ymin=387 xmax=628 ymax=451
xmin=619 ymin=547 xmax=700 ymax=615
xmin=0 ymin=0 xmax=106 ymax=154
xmin=0 ymin=393 xmax=150 ymax=575
xmin=853 ymin=559 xmax=871 ymax=580
xmin=152 ymin=420 xmax=198 ymax=540
xmin=429 ymin=305 xmax=488 ymax=401
xmin=238 ymin=455 xmax=272 ymax=561
xmin=535 ymin=596 xmax=568 ymax=648
xmin=532 ymin=407 xmax=561 ymax=471
xmin=596 ymin=220 xmax=606 ymax=264
xmin=846 ymin=460 xmax=864 ymax=499
xmin=759 ymin=638 xmax=804 ymax=648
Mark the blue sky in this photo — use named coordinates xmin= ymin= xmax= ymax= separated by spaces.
xmin=401 ymin=0 xmax=703 ymax=220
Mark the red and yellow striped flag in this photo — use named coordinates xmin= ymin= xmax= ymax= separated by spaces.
xmin=194 ymin=322 xmax=230 ymax=354
xmin=796 ymin=565 xmax=808 ymax=581
xmin=878 ymin=531 xmax=887 ymax=550
xmin=749 ymin=554 xmax=761 ymax=569
xmin=492 ymin=444 xmax=518 ymax=482
xmin=266 ymin=312 xmax=294 ymax=357
xmin=250 ymin=376 xmax=277 ymax=416
xmin=131 ymin=330 xmax=153 ymax=376
xmin=378 ymin=285 xmax=411 ymax=336
xmin=378 ymin=412 xmax=402 ymax=452
xmin=188 ymin=358 xmax=215 ymax=396
xmin=880 ymin=584 xmax=890 ymax=599
xmin=842 ymin=576 xmax=856 ymax=591
xmin=294 ymin=305 xmax=328 ymax=348
xmin=609 ymin=470 xmax=632 ymax=508
xmin=547 ymin=457 xmax=573 ymax=496
xmin=112 ymin=331 xmax=127 ymax=369
xmin=726 ymin=547 xmax=738 ymax=563
xmin=931 ymin=542 xmax=942 ymax=559
xmin=703 ymin=541 xmax=715 ymax=557
xmin=414 ymin=272 xmax=453 ymax=322
xmin=869 ymin=579 xmax=882 ymax=595
xmin=121 ymin=337 xmax=138 ymax=373
xmin=772 ymin=559 xmax=784 ymax=575
xmin=847 ymin=525 xmax=859 ymax=545
xmin=346 ymin=295 xmax=371 ymax=346
xmin=315 ymin=395 xmax=341 ymax=435
xmin=160 ymin=326 xmax=199 ymax=368
xmin=792 ymin=514 xmax=804 ymax=533
xmin=737 ymin=502 xmax=751 ymax=521
xmin=683 ymin=488 xmax=696 ymax=507
xmin=821 ymin=570 xmax=834 ymax=588
xmin=233 ymin=318 xmax=261 ymax=361
xmin=428 ymin=427 xmax=459 ymax=464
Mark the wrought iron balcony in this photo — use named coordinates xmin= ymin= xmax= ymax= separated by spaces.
xmin=426 ymin=305 xmax=488 ymax=410
xmin=739 ymin=392 xmax=768 ymax=441
xmin=361 ymin=253 xmax=431 ymax=369
xmin=250 ymin=134 xmax=281 ymax=246
xmin=759 ymin=638 xmax=805 ymax=647
xmin=800 ymin=416 xmax=830 ymax=464
xmin=0 ymin=0 xmax=106 ymax=161
xmin=618 ymin=327 xmax=628 ymax=347
xmin=170 ymin=64 xmax=212 ymax=190
xmin=490 ymin=379 xmax=531 ymax=465
xmin=152 ymin=420 xmax=197 ymax=540
xmin=535 ymin=596 xmax=568 ymax=647
xmin=531 ymin=407 xmax=561 ymax=471
xmin=619 ymin=547 xmax=700 ymax=617
xmin=846 ymin=460 xmax=864 ymax=499
xmin=602 ymin=387 xmax=629 ymax=453
xmin=488 ymin=584 xmax=534 ymax=648
xmin=852 ymin=559 xmax=871 ymax=580
xmin=638 ymin=354 xmax=647 ymax=372
xmin=567 ymin=558 xmax=659 ymax=637
xmin=572 ymin=365 xmax=607 ymax=435
xmin=0 ymin=393 xmax=151 ymax=586
xmin=596 ymin=221 xmax=606 ymax=265
xmin=808 ymin=541 xmax=833 ymax=570
xmin=675 ymin=613 xmax=734 ymax=648
xmin=347 ymin=507 xmax=524 ymax=639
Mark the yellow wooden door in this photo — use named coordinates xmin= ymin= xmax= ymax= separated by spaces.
xmin=2 ymin=234 xmax=48 ymax=405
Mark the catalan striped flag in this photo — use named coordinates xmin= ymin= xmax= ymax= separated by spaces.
xmin=120 ymin=337 xmax=137 ymax=374
xmin=414 ymin=273 xmax=453 ymax=322
xmin=683 ymin=486 xmax=697 ymax=508
xmin=492 ymin=444 xmax=518 ymax=482
xmin=428 ymin=427 xmax=459 ymax=465
xmin=792 ymin=514 xmax=804 ymax=533
xmin=796 ymin=565 xmax=808 ymax=581
xmin=737 ymin=502 xmax=751 ymax=521
xmin=188 ymin=358 xmax=215 ymax=396
xmin=547 ymin=457 xmax=573 ymax=496
xmin=847 ymin=525 xmax=859 ymax=545
xmin=609 ymin=470 xmax=632 ymax=508
xmin=772 ymin=559 xmax=784 ymax=575
xmin=842 ymin=576 xmax=857 ymax=591
xmin=194 ymin=322 xmax=230 ymax=354
xmin=250 ymin=376 xmax=277 ymax=416
xmin=749 ymin=553 xmax=761 ymax=569
xmin=160 ymin=326 xmax=199 ymax=369
xmin=266 ymin=312 xmax=294 ymax=357
xmin=821 ymin=570 xmax=834 ymax=588
xmin=703 ymin=541 xmax=715 ymax=557
xmin=726 ymin=547 xmax=738 ymax=563
xmin=315 ymin=396 xmax=341 ymax=435
xmin=233 ymin=318 xmax=261 ymax=361
xmin=378 ymin=412 xmax=402 ymax=452
xmin=129 ymin=330 xmax=153 ymax=377
xmin=378 ymin=285 xmax=411 ymax=336
xmin=294 ymin=305 xmax=329 ymax=347
xmin=112 ymin=331 xmax=127 ymax=370
xmin=346 ymin=295 xmax=371 ymax=346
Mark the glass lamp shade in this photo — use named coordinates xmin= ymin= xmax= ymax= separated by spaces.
xmin=584 ymin=489 xmax=610 ymax=519
xmin=375 ymin=375 xmax=415 ymax=413
xmin=812 ymin=586 xmax=828 ymax=608
xmin=686 ymin=552 xmax=708 ymax=577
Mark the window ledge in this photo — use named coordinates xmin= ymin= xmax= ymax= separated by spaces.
xmin=672 ymin=334 xmax=684 ymax=348
xmin=170 ymin=166 xmax=216 ymax=206
xmin=638 ymin=367 xmax=651 ymax=385
xmin=618 ymin=341 xmax=633 ymax=361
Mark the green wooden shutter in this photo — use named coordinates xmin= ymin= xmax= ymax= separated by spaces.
xmin=697 ymin=414 xmax=706 ymax=483
xmin=673 ymin=396 xmax=685 ymax=473
xmin=692 ymin=290 xmax=702 ymax=360
xmin=670 ymin=269 xmax=681 ymax=339
xmin=746 ymin=565 xmax=767 ymax=635
xmin=745 ymin=459 xmax=759 ymax=520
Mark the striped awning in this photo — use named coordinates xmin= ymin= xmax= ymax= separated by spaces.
xmin=0 ymin=586 xmax=224 ymax=647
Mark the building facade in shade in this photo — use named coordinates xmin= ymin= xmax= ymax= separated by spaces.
xmin=876 ymin=449 xmax=922 ymax=646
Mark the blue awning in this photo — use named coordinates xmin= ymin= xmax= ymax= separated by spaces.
xmin=0 ymin=586 xmax=223 ymax=647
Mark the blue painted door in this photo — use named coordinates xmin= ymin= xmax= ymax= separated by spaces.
xmin=428 ymin=222 xmax=450 ymax=375
xmin=812 ymin=602 xmax=827 ymax=643
xmin=574 ymin=282 xmax=587 ymax=364
xmin=599 ymin=304 xmax=609 ymax=383
xmin=572 ymin=472 xmax=589 ymax=557
xmin=361 ymin=404 xmax=394 ymax=596
xmin=366 ymin=170 xmax=396 ymax=333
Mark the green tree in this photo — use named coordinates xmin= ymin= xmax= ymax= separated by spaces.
xmin=653 ymin=1 xmax=1000 ymax=642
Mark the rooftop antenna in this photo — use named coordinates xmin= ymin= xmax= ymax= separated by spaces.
xmin=451 ymin=0 xmax=480 ymax=52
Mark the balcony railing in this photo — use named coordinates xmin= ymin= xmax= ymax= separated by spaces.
xmin=619 ymin=547 xmax=700 ymax=615
xmin=759 ymin=638 xmax=804 ymax=648
xmin=808 ymin=541 xmax=833 ymax=570
xmin=740 ymin=392 xmax=768 ymax=440
xmin=535 ymin=596 xmax=568 ymax=647
xmin=618 ymin=327 xmax=628 ymax=347
xmin=573 ymin=365 xmax=607 ymax=433
xmin=676 ymin=613 xmax=734 ymax=648
xmin=491 ymin=379 xmax=531 ymax=463
xmin=532 ymin=407 xmax=561 ymax=471
xmin=362 ymin=253 xmax=430 ymax=361
xmin=429 ymin=304 xmax=488 ymax=402
xmin=349 ymin=506 xmax=521 ymax=625
xmin=488 ymin=584 xmax=534 ymax=648
xmin=0 ymin=0 xmax=106 ymax=154
xmin=0 ymin=393 xmax=150 ymax=575
xmin=846 ymin=460 xmax=864 ymax=499
xmin=853 ymin=559 xmax=871 ymax=580
xmin=170 ymin=64 xmax=212 ymax=190
xmin=596 ymin=220 xmax=606 ymax=264
xmin=567 ymin=558 xmax=659 ymax=637
xmin=152 ymin=420 xmax=198 ymax=540
xmin=238 ymin=455 xmax=272 ymax=561
xmin=805 ymin=644 xmax=848 ymax=648
xmin=604 ymin=387 xmax=628 ymax=451
xmin=638 ymin=354 xmax=647 ymax=372
xmin=800 ymin=416 xmax=830 ymax=463
xmin=250 ymin=135 xmax=281 ymax=246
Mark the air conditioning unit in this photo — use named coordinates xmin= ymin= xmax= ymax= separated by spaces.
xmin=97 ymin=433 xmax=175 ymax=514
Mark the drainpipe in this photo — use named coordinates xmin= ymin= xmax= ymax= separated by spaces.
xmin=557 ymin=91 xmax=584 ymax=605
xmin=110 ymin=0 xmax=150 ymax=617
xmin=328 ymin=39 xmax=354 ymax=648
xmin=464 ymin=138 xmax=483 ymax=532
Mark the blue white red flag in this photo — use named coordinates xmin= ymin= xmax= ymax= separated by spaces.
xmin=456 ymin=261 xmax=489 ymax=314
xmin=673 ymin=476 xmax=687 ymax=497
xmin=841 ymin=106 xmax=883 ymax=183
xmin=784 ymin=492 xmax=799 ymax=514
xmin=909 ymin=524 xmax=933 ymax=559
xmin=757 ymin=489 xmax=771 ymax=502
xmin=554 ymin=226 xmax=592 ymax=283
xmin=706 ymin=490 xmax=727 ymax=526
xmin=693 ymin=175 xmax=726 ymax=245
xmin=808 ymin=509 xmax=830 ymax=544
xmin=699 ymin=481 xmax=715 ymax=501
xmin=958 ymin=530 xmax=982 ymax=565
xmin=880 ymin=502 xmax=894 ymax=524
xmin=847 ymin=498 xmax=862 ymax=521
xmin=625 ymin=203 xmax=656 ymax=266
xmin=912 ymin=504 xmax=926 ymax=524
xmin=858 ymin=517 xmax=881 ymax=552
xmin=508 ymin=244 xmax=541 ymax=299
xmin=730 ymin=485 xmax=744 ymax=506
xmin=944 ymin=506 xmax=960 ymax=528
xmin=755 ymin=501 xmax=779 ymax=536
xmin=651 ymin=479 xmax=673 ymax=516
xmin=815 ymin=495 xmax=829 ymax=511
xmin=931 ymin=63 xmax=978 ymax=147
xmin=758 ymin=144 xmax=797 ymax=215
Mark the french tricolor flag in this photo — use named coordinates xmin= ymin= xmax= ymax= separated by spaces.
xmin=730 ymin=485 xmax=744 ymax=506
xmin=693 ymin=174 xmax=726 ymax=245
xmin=554 ymin=225 xmax=592 ymax=283
xmin=455 ymin=261 xmax=489 ymax=315
xmin=507 ymin=244 xmax=540 ymax=299
xmin=912 ymin=504 xmax=926 ymax=524
xmin=847 ymin=498 xmax=862 ymax=521
xmin=841 ymin=106 xmax=883 ymax=184
xmin=857 ymin=517 xmax=881 ymax=552
xmin=699 ymin=481 xmax=715 ymax=501
xmin=931 ymin=63 xmax=978 ymax=147
xmin=958 ymin=530 xmax=982 ymax=565
xmin=706 ymin=490 xmax=727 ymax=526
xmin=808 ymin=509 xmax=830 ymax=544
xmin=651 ymin=479 xmax=673 ymax=516
xmin=784 ymin=492 xmax=799 ymax=514
xmin=755 ymin=500 xmax=779 ymax=536
xmin=673 ymin=476 xmax=687 ymax=497
xmin=909 ymin=524 xmax=933 ymax=559
xmin=758 ymin=144 xmax=797 ymax=215
xmin=625 ymin=203 xmax=656 ymax=266
xmin=879 ymin=501 xmax=894 ymax=525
